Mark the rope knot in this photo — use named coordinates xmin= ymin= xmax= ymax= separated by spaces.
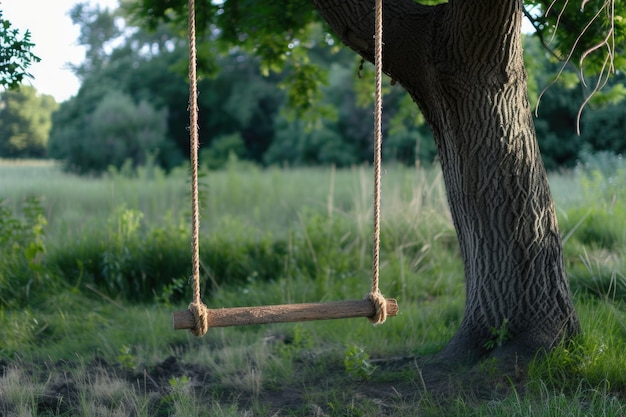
xmin=188 ymin=301 xmax=209 ymax=336
xmin=365 ymin=291 xmax=387 ymax=325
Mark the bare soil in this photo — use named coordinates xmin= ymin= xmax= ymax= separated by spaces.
xmin=0 ymin=352 xmax=529 ymax=416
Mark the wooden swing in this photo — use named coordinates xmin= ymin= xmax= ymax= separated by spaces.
xmin=172 ymin=0 xmax=397 ymax=336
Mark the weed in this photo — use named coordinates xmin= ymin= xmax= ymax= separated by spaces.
xmin=160 ymin=375 xmax=204 ymax=416
xmin=344 ymin=344 xmax=376 ymax=381
xmin=0 ymin=196 xmax=52 ymax=308
xmin=117 ymin=345 xmax=137 ymax=370
xmin=156 ymin=276 xmax=188 ymax=307
xmin=291 ymin=323 xmax=315 ymax=350
xmin=483 ymin=318 xmax=511 ymax=350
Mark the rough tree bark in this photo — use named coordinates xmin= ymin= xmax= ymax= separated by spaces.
xmin=312 ymin=0 xmax=581 ymax=363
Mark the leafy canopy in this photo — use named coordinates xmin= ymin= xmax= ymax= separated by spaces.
xmin=526 ymin=0 xmax=625 ymax=73
xmin=124 ymin=0 xmax=333 ymax=114
xmin=127 ymin=0 xmax=625 ymax=82
xmin=523 ymin=0 xmax=626 ymax=129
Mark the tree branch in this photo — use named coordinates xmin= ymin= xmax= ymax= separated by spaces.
xmin=311 ymin=0 xmax=437 ymax=82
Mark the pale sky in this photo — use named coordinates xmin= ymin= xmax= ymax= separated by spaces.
xmin=2 ymin=0 xmax=119 ymax=103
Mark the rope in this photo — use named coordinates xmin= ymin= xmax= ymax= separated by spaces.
xmin=184 ymin=0 xmax=386 ymax=331
xmin=367 ymin=0 xmax=387 ymax=325
xmin=187 ymin=0 xmax=209 ymax=337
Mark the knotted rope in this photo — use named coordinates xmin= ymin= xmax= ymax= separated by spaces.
xmin=185 ymin=0 xmax=388 ymax=333
xmin=366 ymin=0 xmax=387 ymax=325
xmin=187 ymin=0 xmax=209 ymax=337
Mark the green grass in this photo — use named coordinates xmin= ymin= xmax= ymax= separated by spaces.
xmin=0 ymin=158 xmax=625 ymax=415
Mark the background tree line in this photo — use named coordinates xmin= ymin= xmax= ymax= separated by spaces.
xmin=1 ymin=2 xmax=624 ymax=173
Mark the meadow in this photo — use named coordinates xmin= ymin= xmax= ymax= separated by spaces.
xmin=0 ymin=157 xmax=625 ymax=416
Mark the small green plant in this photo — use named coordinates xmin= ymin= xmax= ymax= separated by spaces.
xmin=0 ymin=196 xmax=51 ymax=308
xmin=276 ymin=324 xmax=315 ymax=363
xmin=107 ymin=205 xmax=144 ymax=244
xmin=101 ymin=206 xmax=145 ymax=296
xmin=163 ymin=375 xmax=202 ymax=416
xmin=483 ymin=318 xmax=511 ymax=350
xmin=291 ymin=324 xmax=314 ymax=349
xmin=344 ymin=344 xmax=376 ymax=381
xmin=117 ymin=345 xmax=137 ymax=370
xmin=168 ymin=375 xmax=191 ymax=391
xmin=156 ymin=276 xmax=187 ymax=307
xmin=0 ymin=197 xmax=47 ymax=262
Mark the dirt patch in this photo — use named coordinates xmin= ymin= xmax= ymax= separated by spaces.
xmin=38 ymin=377 xmax=78 ymax=415
xmin=0 ymin=353 xmax=531 ymax=416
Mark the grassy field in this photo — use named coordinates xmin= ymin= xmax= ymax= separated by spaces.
xmin=0 ymin=158 xmax=625 ymax=416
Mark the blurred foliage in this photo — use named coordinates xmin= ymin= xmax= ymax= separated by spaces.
xmin=525 ymin=31 xmax=626 ymax=170
xmin=564 ymin=152 xmax=625 ymax=301
xmin=68 ymin=3 xmax=122 ymax=79
xmin=0 ymin=86 xmax=58 ymax=158
xmin=49 ymin=90 xmax=168 ymax=174
xmin=32 ymin=1 xmax=626 ymax=173
xmin=200 ymin=132 xmax=248 ymax=170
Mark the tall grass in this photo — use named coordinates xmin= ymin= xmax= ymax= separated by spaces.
xmin=0 ymin=160 xmax=449 ymax=236
xmin=1 ymin=160 xmax=455 ymax=304
xmin=0 ymin=160 xmax=459 ymax=355
xmin=1 ymin=157 xmax=626 ymax=415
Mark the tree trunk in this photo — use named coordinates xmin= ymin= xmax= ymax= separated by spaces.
xmin=312 ymin=0 xmax=581 ymax=363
